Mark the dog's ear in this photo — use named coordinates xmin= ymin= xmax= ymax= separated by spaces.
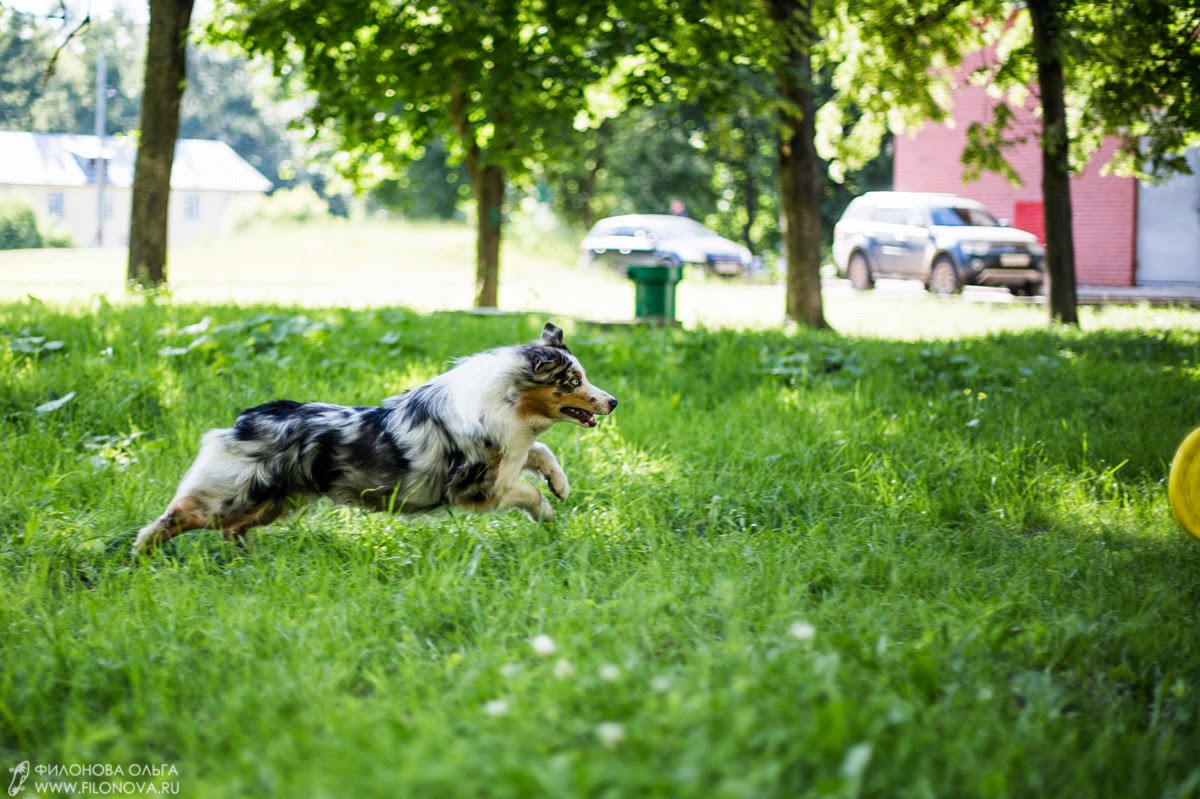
xmin=527 ymin=345 xmax=567 ymax=376
xmin=532 ymin=349 xmax=557 ymax=373
xmin=540 ymin=322 xmax=568 ymax=351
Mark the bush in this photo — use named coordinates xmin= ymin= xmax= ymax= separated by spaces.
xmin=41 ymin=229 xmax=75 ymax=248
xmin=228 ymin=185 xmax=331 ymax=231
xmin=0 ymin=201 xmax=43 ymax=250
xmin=0 ymin=200 xmax=76 ymax=250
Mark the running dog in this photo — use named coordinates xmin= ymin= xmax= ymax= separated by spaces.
xmin=132 ymin=322 xmax=616 ymax=555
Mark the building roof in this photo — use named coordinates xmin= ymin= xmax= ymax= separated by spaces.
xmin=0 ymin=131 xmax=272 ymax=193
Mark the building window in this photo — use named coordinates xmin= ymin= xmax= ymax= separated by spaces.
xmin=48 ymin=192 xmax=64 ymax=219
xmin=183 ymin=194 xmax=200 ymax=220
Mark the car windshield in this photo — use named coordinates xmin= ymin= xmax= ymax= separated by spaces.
xmin=647 ymin=218 xmax=719 ymax=239
xmin=929 ymin=206 xmax=1000 ymax=227
xmin=588 ymin=216 xmax=720 ymax=239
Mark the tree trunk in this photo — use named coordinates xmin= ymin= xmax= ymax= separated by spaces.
xmin=467 ymin=147 xmax=504 ymax=308
xmin=768 ymin=0 xmax=828 ymax=329
xmin=740 ymin=161 xmax=759 ymax=253
xmin=737 ymin=109 xmax=759 ymax=253
xmin=1028 ymin=0 xmax=1078 ymax=325
xmin=127 ymin=0 xmax=194 ymax=287
xmin=580 ymin=122 xmax=609 ymax=230
xmin=581 ymin=153 xmax=603 ymax=231
xmin=741 ymin=170 xmax=757 ymax=253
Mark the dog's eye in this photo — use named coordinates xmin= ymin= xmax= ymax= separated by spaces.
xmin=568 ymin=376 xmax=581 ymax=388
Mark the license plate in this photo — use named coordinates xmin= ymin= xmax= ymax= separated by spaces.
xmin=1000 ymin=253 xmax=1031 ymax=267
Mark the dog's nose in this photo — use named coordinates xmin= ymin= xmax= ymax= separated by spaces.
xmin=608 ymin=397 xmax=618 ymax=412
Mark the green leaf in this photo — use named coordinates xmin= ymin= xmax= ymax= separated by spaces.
xmin=35 ymin=391 xmax=76 ymax=414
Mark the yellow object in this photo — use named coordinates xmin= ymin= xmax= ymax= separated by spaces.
xmin=1168 ymin=428 xmax=1200 ymax=541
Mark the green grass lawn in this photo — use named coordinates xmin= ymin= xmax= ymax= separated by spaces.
xmin=1 ymin=291 xmax=1200 ymax=796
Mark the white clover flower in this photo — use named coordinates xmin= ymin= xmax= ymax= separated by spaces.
xmin=500 ymin=662 xmax=522 ymax=679
xmin=596 ymin=722 xmax=625 ymax=748
xmin=553 ymin=658 xmax=575 ymax=679
xmin=598 ymin=663 xmax=622 ymax=682
xmin=789 ymin=621 xmax=817 ymax=642
xmin=530 ymin=634 xmax=557 ymax=658
xmin=650 ymin=675 xmax=673 ymax=693
xmin=483 ymin=698 xmax=510 ymax=717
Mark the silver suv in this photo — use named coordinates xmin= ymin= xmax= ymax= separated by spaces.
xmin=832 ymin=192 xmax=1045 ymax=295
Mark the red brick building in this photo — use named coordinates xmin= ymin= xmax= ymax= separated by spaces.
xmin=893 ymin=51 xmax=1200 ymax=287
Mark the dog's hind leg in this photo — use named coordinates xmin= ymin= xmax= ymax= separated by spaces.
xmin=220 ymin=501 xmax=288 ymax=549
xmin=134 ymin=428 xmax=272 ymax=556
xmin=132 ymin=496 xmax=214 ymax=556
xmin=133 ymin=496 xmax=286 ymax=556
xmin=524 ymin=442 xmax=569 ymax=501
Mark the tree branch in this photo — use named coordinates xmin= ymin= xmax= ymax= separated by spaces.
xmin=39 ymin=11 xmax=91 ymax=89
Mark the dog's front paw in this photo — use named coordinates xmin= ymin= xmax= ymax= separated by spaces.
xmin=537 ymin=495 xmax=556 ymax=522
xmin=548 ymin=470 xmax=570 ymax=502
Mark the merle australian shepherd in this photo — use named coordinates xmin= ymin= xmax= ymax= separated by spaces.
xmin=132 ymin=322 xmax=616 ymax=555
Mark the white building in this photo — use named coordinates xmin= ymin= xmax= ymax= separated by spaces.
xmin=0 ymin=131 xmax=272 ymax=248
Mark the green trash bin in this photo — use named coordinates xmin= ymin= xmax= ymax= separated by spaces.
xmin=626 ymin=263 xmax=683 ymax=322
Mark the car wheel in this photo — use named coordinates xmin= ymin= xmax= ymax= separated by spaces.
xmin=928 ymin=256 xmax=962 ymax=295
xmin=847 ymin=252 xmax=874 ymax=291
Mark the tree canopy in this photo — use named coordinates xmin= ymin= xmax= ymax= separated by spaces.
xmin=211 ymin=0 xmax=635 ymax=307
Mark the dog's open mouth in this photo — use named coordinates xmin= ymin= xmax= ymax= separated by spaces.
xmin=561 ymin=406 xmax=597 ymax=427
